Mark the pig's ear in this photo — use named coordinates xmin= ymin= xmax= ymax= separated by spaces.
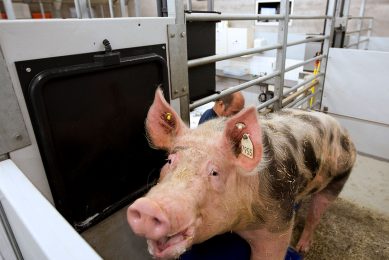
xmin=146 ymin=88 xmax=187 ymax=150
xmin=221 ymin=107 xmax=262 ymax=172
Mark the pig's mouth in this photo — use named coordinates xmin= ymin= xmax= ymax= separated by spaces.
xmin=147 ymin=226 xmax=195 ymax=259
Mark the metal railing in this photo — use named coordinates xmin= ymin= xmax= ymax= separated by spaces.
xmin=344 ymin=0 xmax=374 ymax=50
xmin=184 ymin=0 xmax=336 ymax=118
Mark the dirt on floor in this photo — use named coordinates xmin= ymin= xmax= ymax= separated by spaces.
xmin=291 ymin=198 xmax=389 ymax=260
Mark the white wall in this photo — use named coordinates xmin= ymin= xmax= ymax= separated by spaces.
xmin=368 ymin=37 xmax=389 ymax=52
xmin=322 ymin=48 xmax=389 ymax=160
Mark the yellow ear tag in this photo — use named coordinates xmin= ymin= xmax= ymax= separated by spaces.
xmin=165 ymin=112 xmax=172 ymax=121
xmin=241 ymin=133 xmax=254 ymax=159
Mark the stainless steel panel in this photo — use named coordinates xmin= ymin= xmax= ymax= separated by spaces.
xmin=0 ymin=50 xmax=31 ymax=155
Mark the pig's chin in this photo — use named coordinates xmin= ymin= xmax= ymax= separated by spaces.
xmin=147 ymin=226 xmax=195 ymax=259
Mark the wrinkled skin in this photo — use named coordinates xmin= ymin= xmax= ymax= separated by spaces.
xmin=127 ymin=89 xmax=356 ymax=259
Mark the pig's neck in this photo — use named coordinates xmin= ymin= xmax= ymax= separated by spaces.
xmin=237 ymin=226 xmax=292 ymax=260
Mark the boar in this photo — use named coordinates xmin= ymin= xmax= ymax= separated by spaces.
xmin=127 ymin=89 xmax=356 ymax=259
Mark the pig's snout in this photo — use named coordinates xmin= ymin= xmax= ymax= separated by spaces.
xmin=127 ymin=197 xmax=170 ymax=240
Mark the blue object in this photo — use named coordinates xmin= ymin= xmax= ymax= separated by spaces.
xmin=285 ymin=247 xmax=303 ymax=260
xmin=198 ymin=108 xmax=218 ymax=125
xmin=180 ymin=233 xmax=302 ymax=260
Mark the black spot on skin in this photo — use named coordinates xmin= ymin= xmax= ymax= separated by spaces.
xmin=329 ymin=132 xmax=334 ymax=143
xmin=262 ymin=130 xmax=274 ymax=158
xmin=323 ymin=168 xmax=352 ymax=196
xmin=266 ymin=145 xmax=301 ymax=222
xmin=280 ymin=125 xmax=298 ymax=149
xmin=302 ymin=139 xmax=320 ymax=178
xmin=340 ymin=135 xmax=350 ymax=152
xmin=295 ymin=114 xmax=324 ymax=138
xmin=332 ymin=168 xmax=351 ymax=183
xmin=309 ymin=187 xmax=319 ymax=195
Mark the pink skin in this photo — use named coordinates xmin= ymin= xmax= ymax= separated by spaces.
xmin=127 ymin=89 xmax=288 ymax=260
xmin=296 ymin=192 xmax=335 ymax=253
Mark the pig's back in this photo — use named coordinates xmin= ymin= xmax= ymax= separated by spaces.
xmin=254 ymin=109 xmax=356 ymax=230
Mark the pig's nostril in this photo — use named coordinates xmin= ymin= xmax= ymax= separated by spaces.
xmin=130 ymin=209 xmax=141 ymax=220
xmin=153 ymin=217 xmax=162 ymax=225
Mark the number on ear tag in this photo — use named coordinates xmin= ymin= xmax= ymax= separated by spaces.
xmin=241 ymin=133 xmax=254 ymax=159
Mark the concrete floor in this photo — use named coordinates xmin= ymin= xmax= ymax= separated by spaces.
xmin=82 ymin=206 xmax=152 ymax=260
xmin=81 ymin=154 xmax=389 ymax=259
xmin=340 ymin=154 xmax=389 ymax=216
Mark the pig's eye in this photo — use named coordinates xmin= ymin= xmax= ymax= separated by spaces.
xmin=210 ymin=170 xmax=219 ymax=176
xmin=166 ymin=159 xmax=172 ymax=164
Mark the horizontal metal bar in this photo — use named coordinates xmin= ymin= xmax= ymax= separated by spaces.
xmin=346 ymin=42 xmax=358 ymax=48
xmin=282 ymin=80 xmax=318 ymax=106
xmin=188 ymin=44 xmax=282 ymax=68
xmin=286 ymin=36 xmax=329 ymax=48
xmin=186 ymin=13 xmax=285 ymax=21
xmin=293 ymin=90 xmax=322 ymax=108
xmin=188 ymin=37 xmax=328 ymax=69
xmin=190 ymin=71 xmax=281 ymax=109
xmin=345 ymin=39 xmax=368 ymax=48
xmin=346 ymin=28 xmax=371 ymax=34
xmin=285 ymin=89 xmax=321 ymax=108
xmin=284 ymin=54 xmax=325 ymax=73
xmin=283 ymin=73 xmax=324 ymax=96
xmin=348 ymin=16 xmax=373 ymax=20
xmin=256 ymin=96 xmax=280 ymax=111
xmin=289 ymin=15 xmax=332 ymax=20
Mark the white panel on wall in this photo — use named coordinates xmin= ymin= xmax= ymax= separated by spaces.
xmin=227 ymin=28 xmax=248 ymax=53
xmin=216 ymin=21 xmax=228 ymax=55
xmin=368 ymin=37 xmax=389 ymax=52
xmin=322 ymin=48 xmax=389 ymax=160
xmin=323 ymin=48 xmax=389 ymax=124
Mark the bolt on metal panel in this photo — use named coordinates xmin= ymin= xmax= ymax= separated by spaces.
xmin=0 ymin=50 xmax=31 ymax=155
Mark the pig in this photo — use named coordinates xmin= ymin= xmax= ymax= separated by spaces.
xmin=127 ymin=88 xmax=356 ymax=260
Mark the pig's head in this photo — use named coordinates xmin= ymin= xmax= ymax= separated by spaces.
xmin=127 ymin=89 xmax=263 ymax=259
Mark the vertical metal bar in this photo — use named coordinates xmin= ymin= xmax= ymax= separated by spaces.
xmin=168 ymin=0 xmax=184 ymax=23
xmin=120 ymin=0 xmax=126 ymax=17
xmin=135 ymin=0 xmax=141 ymax=17
xmin=108 ymin=0 xmax=114 ymax=17
xmin=366 ymin=18 xmax=373 ymax=49
xmin=74 ymin=0 xmax=82 ymax=18
xmin=356 ymin=0 xmax=366 ymax=49
xmin=167 ymin=0 xmax=190 ymax=124
xmin=100 ymin=4 xmax=104 ymax=18
xmin=207 ymin=0 xmax=214 ymax=12
xmin=187 ymin=0 xmax=192 ymax=12
xmin=87 ymin=0 xmax=93 ymax=18
xmin=316 ymin=0 xmax=336 ymax=108
xmin=4 ymin=0 xmax=16 ymax=19
xmin=273 ymin=0 xmax=289 ymax=111
xmin=52 ymin=0 xmax=62 ymax=18
xmin=342 ymin=0 xmax=351 ymax=47
xmin=39 ymin=0 xmax=46 ymax=18
xmin=156 ymin=0 xmax=162 ymax=16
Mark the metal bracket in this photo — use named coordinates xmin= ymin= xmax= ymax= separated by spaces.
xmin=0 ymin=49 xmax=31 ymax=155
xmin=167 ymin=24 xmax=189 ymax=99
xmin=334 ymin=17 xmax=347 ymax=29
